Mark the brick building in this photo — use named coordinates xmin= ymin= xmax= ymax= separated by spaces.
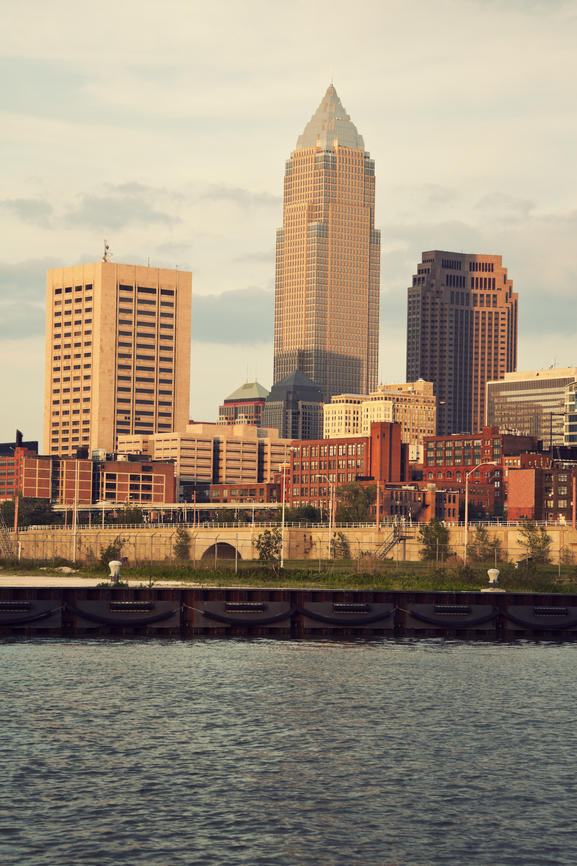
xmin=284 ymin=422 xmax=407 ymax=510
xmin=0 ymin=446 xmax=176 ymax=507
xmin=94 ymin=457 xmax=176 ymax=504
xmin=417 ymin=425 xmax=548 ymax=516
xmin=507 ymin=467 xmax=577 ymax=522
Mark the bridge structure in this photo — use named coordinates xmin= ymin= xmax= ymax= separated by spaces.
xmin=4 ymin=522 xmax=577 ymax=565
xmin=5 ymin=521 xmax=418 ymax=565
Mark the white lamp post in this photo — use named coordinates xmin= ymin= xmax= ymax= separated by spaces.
xmin=280 ymin=447 xmax=298 ymax=569
xmin=317 ymin=474 xmax=335 ymax=560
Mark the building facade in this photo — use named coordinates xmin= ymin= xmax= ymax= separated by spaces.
xmin=486 ymin=368 xmax=577 ymax=449
xmin=0 ymin=446 xmax=176 ymax=506
xmin=507 ymin=467 xmax=577 ymax=523
xmin=117 ymin=423 xmax=291 ymax=495
xmin=273 ymin=84 xmax=380 ymax=400
xmin=218 ymin=380 xmax=270 ymax=427
xmin=94 ymin=456 xmax=176 ymax=504
xmin=261 ymin=371 xmax=324 ymax=440
xmin=284 ymin=422 xmax=407 ymax=511
xmin=44 ymin=262 xmax=192 ymax=457
xmin=323 ymin=380 xmax=436 ymax=461
xmin=419 ymin=425 xmax=549 ymax=516
xmin=564 ymin=381 xmax=577 ymax=445
xmin=323 ymin=394 xmax=370 ymax=438
xmin=407 ymin=251 xmax=518 ymax=436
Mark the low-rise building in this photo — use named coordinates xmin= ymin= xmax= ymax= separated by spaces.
xmin=208 ymin=482 xmax=281 ymax=505
xmin=507 ymin=467 xmax=576 ymax=522
xmin=285 ymin=422 xmax=407 ymax=512
xmin=418 ymin=425 xmax=551 ymax=517
xmin=94 ymin=456 xmax=176 ymax=504
xmin=117 ymin=422 xmax=292 ymax=498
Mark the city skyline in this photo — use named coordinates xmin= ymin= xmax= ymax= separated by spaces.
xmin=2 ymin=0 xmax=577 ymax=442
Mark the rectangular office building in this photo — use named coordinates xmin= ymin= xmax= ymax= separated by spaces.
xmin=44 ymin=262 xmax=192 ymax=456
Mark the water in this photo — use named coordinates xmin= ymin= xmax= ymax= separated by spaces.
xmin=1 ymin=637 xmax=576 ymax=866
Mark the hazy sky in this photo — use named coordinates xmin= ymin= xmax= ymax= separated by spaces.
xmin=1 ymin=0 xmax=577 ymax=444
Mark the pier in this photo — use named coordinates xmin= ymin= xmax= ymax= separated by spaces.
xmin=2 ymin=585 xmax=577 ymax=640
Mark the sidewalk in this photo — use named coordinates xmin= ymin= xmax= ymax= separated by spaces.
xmin=0 ymin=572 xmax=192 ymax=588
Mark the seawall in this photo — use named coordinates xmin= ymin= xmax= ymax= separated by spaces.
xmin=2 ymin=585 xmax=577 ymax=640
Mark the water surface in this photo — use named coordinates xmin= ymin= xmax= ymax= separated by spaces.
xmin=1 ymin=637 xmax=576 ymax=865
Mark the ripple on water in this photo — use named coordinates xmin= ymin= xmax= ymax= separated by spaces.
xmin=1 ymin=637 xmax=576 ymax=865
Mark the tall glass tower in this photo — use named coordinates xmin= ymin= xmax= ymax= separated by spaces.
xmin=273 ymin=85 xmax=380 ymax=400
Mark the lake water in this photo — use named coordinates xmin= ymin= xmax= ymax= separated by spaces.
xmin=1 ymin=637 xmax=576 ymax=866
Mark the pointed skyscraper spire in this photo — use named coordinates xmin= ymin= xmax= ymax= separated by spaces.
xmin=296 ymin=85 xmax=365 ymax=151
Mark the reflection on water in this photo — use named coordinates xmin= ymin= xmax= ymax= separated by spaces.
xmin=1 ymin=637 xmax=576 ymax=865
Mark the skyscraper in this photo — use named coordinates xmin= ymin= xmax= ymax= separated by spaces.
xmin=406 ymin=250 xmax=518 ymax=435
xmin=44 ymin=262 xmax=192 ymax=456
xmin=273 ymin=85 xmax=380 ymax=400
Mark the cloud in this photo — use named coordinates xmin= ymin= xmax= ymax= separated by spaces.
xmin=64 ymin=182 xmax=182 ymax=230
xmin=200 ymin=186 xmax=281 ymax=208
xmin=474 ymin=192 xmax=535 ymax=215
xmin=0 ymin=257 xmax=59 ymax=339
xmin=233 ymin=249 xmax=275 ymax=264
xmin=423 ymin=184 xmax=458 ymax=206
xmin=192 ymin=286 xmax=273 ymax=345
xmin=0 ymin=197 xmax=54 ymax=228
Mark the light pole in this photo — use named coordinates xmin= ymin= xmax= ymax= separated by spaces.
xmin=280 ymin=447 xmax=297 ymax=569
xmin=464 ymin=462 xmax=496 ymax=564
xmin=247 ymin=498 xmax=255 ymax=525
xmin=317 ymin=474 xmax=335 ymax=560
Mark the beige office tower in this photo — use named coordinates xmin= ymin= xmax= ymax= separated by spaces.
xmin=273 ymin=85 xmax=380 ymax=400
xmin=44 ymin=262 xmax=192 ymax=456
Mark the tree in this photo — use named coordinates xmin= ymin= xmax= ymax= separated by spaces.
xmin=330 ymin=531 xmax=351 ymax=559
xmin=468 ymin=525 xmax=503 ymax=563
xmin=418 ymin=517 xmax=452 ymax=562
xmin=116 ymin=506 xmax=144 ymax=525
xmin=335 ymin=483 xmax=377 ymax=523
xmin=99 ymin=535 xmax=126 ymax=569
xmin=173 ymin=526 xmax=191 ymax=560
xmin=254 ymin=527 xmax=282 ymax=569
xmin=1 ymin=497 xmax=56 ymax=528
xmin=517 ymin=519 xmax=552 ymax=564
xmin=282 ymin=504 xmax=322 ymax=523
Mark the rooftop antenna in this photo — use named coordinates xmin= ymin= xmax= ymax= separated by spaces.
xmin=147 ymin=256 xmax=150 ymax=267
xmin=102 ymin=238 xmax=111 ymax=262
xmin=255 ymin=362 xmax=257 ymax=382
xmin=330 ymin=58 xmax=333 ymax=86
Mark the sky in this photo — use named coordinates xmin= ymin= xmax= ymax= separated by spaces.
xmin=1 ymin=0 xmax=577 ymax=445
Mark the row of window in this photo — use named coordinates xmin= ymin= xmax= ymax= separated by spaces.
xmin=53 ymin=284 xmax=93 ymax=295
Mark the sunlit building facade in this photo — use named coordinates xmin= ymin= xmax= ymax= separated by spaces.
xmin=407 ymin=251 xmax=517 ymax=436
xmin=273 ymin=84 xmax=380 ymax=400
xmin=43 ymin=262 xmax=192 ymax=457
